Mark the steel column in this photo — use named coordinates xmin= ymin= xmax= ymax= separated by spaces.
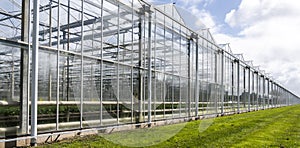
xmin=220 ymin=50 xmax=224 ymax=115
xmin=262 ymin=75 xmax=265 ymax=109
xmin=56 ymin=0 xmax=60 ymax=130
xmin=100 ymin=0 xmax=104 ymax=125
xmin=147 ymin=6 xmax=152 ymax=124
xmin=79 ymin=0 xmax=84 ymax=129
xmin=235 ymin=59 xmax=240 ymax=113
xmin=187 ymin=38 xmax=191 ymax=117
xmin=31 ymin=0 xmax=40 ymax=146
xmin=194 ymin=34 xmax=199 ymax=117
xmin=247 ymin=67 xmax=250 ymax=112
xmin=20 ymin=0 xmax=30 ymax=135
xmin=138 ymin=12 xmax=143 ymax=122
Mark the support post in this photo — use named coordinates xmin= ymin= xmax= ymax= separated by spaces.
xmin=116 ymin=3 xmax=120 ymax=124
xmin=56 ymin=0 xmax=60 ymax=130
xmin=193 ymin=33 xmax=199 ymax=117
xmin=247 ymin=67 xmax=250 ymax=112
xmin=100 ymin=0 xmax=104 ymax=125
xmin=10 ymin=60 xmax=15 ymax=101
xmin=258 ymin=75 xmax=261 ymax=109
xmin=187 ymin=39 xmax=191 ymax=117
xmin=231 ymin=61 xmax=234 ymax=110
xmin=262 ymin=75 xmax=265 ymax=109
xmin=214 ymin=51 xmax=218 ymax=114
xmin=48 ymin=0 xmax=53 ymax=101
xmin=31 ymin=0 xmax=40 ymax=146
xmin=243 ymin=67 xmax=246 ymax=110
xmin=220 ymin=49 xmax=224 ymax=115
xmin=137 ymin=11 xmax=143 ymax=123
xmin=255 ymin=71 xmax=259 ymax=110
xmin=267 ymin=78 xmax=270 ymax=108
xmin=146 ymin=6 xmax=152 ymax=124
xmin=271 ymin=81 xmax=274 ymax=107
xmin=251 ymin=71 xmax=255 ymax=110
xmin=235 ymin=59 xmax=240 ymax=113
xmin=79 ymin=0 xmax=84 ymax=128
xmin=20 ymin=0 xmax=30 ymax=135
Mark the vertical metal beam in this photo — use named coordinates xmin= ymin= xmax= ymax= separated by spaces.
xmin=201 ymin=39 xmax=205 ymax=116
xmin=66 ymin=0 xmax=71 ymax=121
xmin=138 ymin=12 xmax=143 ymax=123
xmin=206 ymin=38 xmax=209 ymax=115
xmin=214 ymin=50 xmax=218 ymax=114
xmin=187 ymin=38 xmax=191 ymax=117
xmin=262 ymin=75 xmax=265 ymax=109
xmin=247 ymin=67 xmax=251 ymax=112
xmin=20 ymin=0 xmax=29 ymax=135
xmin=231 ymin=61 xmax=234 ymax=111
xmin=116 ymin=2 xmax=120 ymax=125
xmin=179 ymin=25 xmax=182 ymax=117
xmin=31 ymin=0 xmax=40 ymax=146
xmin=274 ymin=83 xmax=276 ymax=107
xmin=194 ymin=34 xmax=199 ymax=117
xmin=286 ymin=88 xmax=289 ymax=105
xmin=79 ymin=0 xmax=84 ymax=129
xmin=147 ymin=6 xmax=152 ymax=124
xmin=171 ymin=5 xmax=174 ymax=119
xmin=10 ymin=59 xmax=15 ymax=101
xmin=252 ymin=71 xmax=254 ymax=110
xmin=48 ymin=0 xmax=53 ymax=101
xmin=56 ymin=0 xmax=60 ymax=131
xmin=153 ymin=10 xmax=157 ymax=120
xmin=271 ymin=82 xmax=274 ymax=107
xmin=100 ymin=0 xmax=104 ymax=125
xmin=163 ymin=8 xmax=166 ymax=118
xmin=258 ymin=74 xmax=261 ymax=109
xmin=243 ymin=67 xmax=246 ymax=110
xmin=236 ymin=60 xmax=240 ymax=113
xmin=143 ymin=11 xmax=146 ymax=120
xmin=220 ymin=50 xmax=224 ymax=115
xmin=256 ymin=72 xmax=259 ymax=110
xmin=130 ymin=0 xmax=134 ymax=123
xmin=270 ymin=80 xmax=273 ymax=107
xmin=267 ymin=79 xmax=270 ymax=108
xmin=26 ymin=9 xmax=31 ymax=135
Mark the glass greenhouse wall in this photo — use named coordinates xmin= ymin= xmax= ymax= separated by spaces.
xmin=0 ymin=0 xmax=299 ymax=143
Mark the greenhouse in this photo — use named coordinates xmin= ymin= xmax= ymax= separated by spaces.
xmin=0 ymin=0 xmax=299 ymax=146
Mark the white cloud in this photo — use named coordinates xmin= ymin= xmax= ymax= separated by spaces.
xmin=215 ymin=0 xmax=300 ymax=95
xmin=174 ymin=0 xmax=219 ymax=33
xmin=149 ymin=0 xmax=219 ymax=33
xmin=225 ymin=0 xmax=300 ymax=28
xmin=190 ymin=6 xmax=218 ymax=31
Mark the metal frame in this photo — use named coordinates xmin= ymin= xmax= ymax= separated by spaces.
xmin=0 ymin=0 xmax=299 ymax=145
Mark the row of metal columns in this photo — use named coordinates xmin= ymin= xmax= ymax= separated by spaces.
xmin=19 ymin=0 xmax=293 ymax=146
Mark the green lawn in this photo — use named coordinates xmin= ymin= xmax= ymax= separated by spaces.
xmin=40 ymin=105 xmax=300 ymax=148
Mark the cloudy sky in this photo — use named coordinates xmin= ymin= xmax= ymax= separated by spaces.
xmin=150 ymin=0 xmax=300 ymax=96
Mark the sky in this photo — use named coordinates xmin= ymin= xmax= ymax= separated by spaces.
xmin=150 ymin=0 xmax=300 ymax=96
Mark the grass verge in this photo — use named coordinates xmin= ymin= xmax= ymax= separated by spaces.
xmin=39 ymin=105 xmax=300 ymax=148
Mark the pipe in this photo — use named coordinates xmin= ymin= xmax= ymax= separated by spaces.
xmin=31 ymin=0 xmax=40 ymax=146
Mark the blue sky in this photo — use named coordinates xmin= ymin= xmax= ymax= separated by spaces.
xmin=150 ymin=0 xmax=300 ymax=96
xmin=151 ymin=0 xmax=242 ymax=35
xmin=204 ymin=0 xmax=241 ymax=34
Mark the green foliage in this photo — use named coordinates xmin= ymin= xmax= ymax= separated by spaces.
xmin=39 ymin=105 xmax=300 ymax=148
xmin=0 ymin=106 xmax=20 ymax=116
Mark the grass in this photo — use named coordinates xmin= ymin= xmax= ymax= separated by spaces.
xmin=39 ymin=105 xmax=300 ymax=148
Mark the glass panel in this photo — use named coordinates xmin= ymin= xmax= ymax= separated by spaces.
xmin=0 ymin=45 xmax=21 ymax=137
xmin=37 ymin=49 xmax=58 ymax=132
xmin=58 ymin=52 xmax=81 ymax=130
